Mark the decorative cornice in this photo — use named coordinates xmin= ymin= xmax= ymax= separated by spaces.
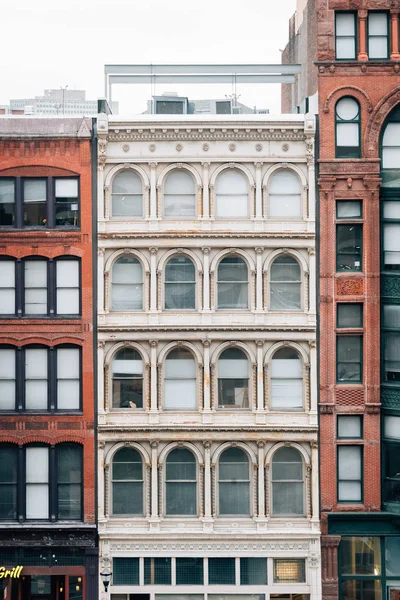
xmin=98 ymin=324 xmax=316 ymax=333
xmin=109 ymin=540 xmax=312 ymax=553
xmin=99 ymin=232 xmax=315 ymax=240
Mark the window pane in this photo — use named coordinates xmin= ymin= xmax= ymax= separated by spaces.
xmin=164 ymin=171 xmax=196 ymax=217
xmin=216 ymin=194 xmax=248 ymax=218
xmin=384 ymin=332 xmax=400 ymax=381
xmin=384 ymin=416 xmax=400 ymax=439
xmin=0 ymin=180 xmax=15 ymax=226
xmin=337 ymin=38 xmax=356 ymax=59
xmin=0 ymin=349 xmax=16 ymax=410
xmin=337 ymin=201 xmax=362 ymax=218
xmin=383 ymin=305 xmax=400 ymax=328
xmin=337 ymin=225 xmax=362 ymax=272
xmin=337 ymin=416 xmax=362 ymax=438
xmin=176 ymin=558 xmax=203 ymax=585
xmin=113 ymin=194 xmax=143 ymax=217
xmin=164 ymin=380 xmax=196 ymax=409
xmin=0 ymin=446 xmax=17 ymax=519
xmin=336 ymin=13 xmax=355 ymax=36
xmin=273 ymin=559 xmax=306 ymax=583
xmin=24 ymin=180 xmax=46 ymax=202
xmin=216 ymin=170 xmax=248 ymax=218
xmin=336 ymin=98 xmax=359 ymax=120
xmin=273 ymin=482 xmax=304 ymax=514
xmin=337 ymin=123 xmax=359 ymax=147
xmin=166 ymin=482 xmax=196 ymax=515
xmin=208 ymin=558 xmax=235 ymax=585
xmin=26 ymin=348 xmax=47 ymax=377
xmin=341 ymin=537 xmax=381 ymax=575
xmin=113 ymin=171 xmax=142 ymax=194
xmin=25 ymin=349 xmax=48 ymax=409
xmin=55 ymin=179 xmax=79 ymax=227
xmin=383 ymin=201 xmax=400 ymax=219
xmin=240 ymin=558 xmax=267 ymax=585
xmin=386 ymin=537 xmax=400 ymax=575
xmin=337 ymin=336 xmax=362 ymax=382
xmin=338 ymin=447 xmax=362 ymax=501
xmin=23 ymin=181 xmax=47 ymax=227
xmin=384 ymin=224 xmax=400 ymax=270
xmin=219 ymin=349 xmax=248 ymax=378
xmin=337 ymin=304 xmax=363 ymax=328
xmin=369 ymin=36 xmax=388 ymax=58
xmin=218 ymin=379 xmax=249 ymax=408
xmin=165 ymin=194 xmax=196 ymax=217
xmin=26 ymin=484 xmax=49 ymax=519
xmin=165 ymin=257 xmax=195 ymax=310
xmin=25 ymin=261 xmax=47 ymax=314
xmin=113 ymin=558 xmax=140 ymax=585
xmin=57 ymin=260 xmax=79 ymax=284
xmin=144 ymin=558 xmax=171 ymax=585
xmin=26 ymin=447 xmax=49 ymax=519
xmin=216 ymin=170 xmax=248 ymax=194
xmin=57 ymin=289 xmax=79 ymax=314
xmin=57 ymin=445 xmax=82 ymax=518
xmin=269 ymin=171 xmax=301 ymax=218
xmin=113 ymin=482 xmax=143 ymax=514
xmin=55 ymin=179 xmax=78 ymax=197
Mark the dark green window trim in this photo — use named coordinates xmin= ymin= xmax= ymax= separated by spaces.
xmin=337 ymin=415 xmax=363 ymax=439
xmin=335 ymin=97 xmax=362 ymax=159
xmin=336 ymin=224 xmax=363 ymax=272
xmin=367 ymin=11 xmax=390 ymax=60
xmin=335 ymin=12 xmax=358 ymax=61
xmin=336 ymin=200 xmax=363 ymax=219
xmin=381 ymin=194 xmax=400 ymax=273
xmin=337 ymin=303 xmax=363 ymax=328
xmin=337 ymin=445 xmax=364 ymax=503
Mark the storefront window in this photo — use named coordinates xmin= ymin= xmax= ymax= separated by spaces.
xmin=341 ymin=579 xmax=382 ymax=600
xmin=341 ymin=537 xmax=381 ymax=575
xmin=386 ymin=538 xmax=400 ymax=576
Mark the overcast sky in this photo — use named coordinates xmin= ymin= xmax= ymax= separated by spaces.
xmin=1 ymin=0 xmax=297 ymax=114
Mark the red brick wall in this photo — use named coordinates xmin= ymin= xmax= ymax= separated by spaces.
xmin=0 ymin=137 xmax=95 ymax=523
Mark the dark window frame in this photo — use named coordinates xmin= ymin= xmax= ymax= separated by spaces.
xmin=336 ymin=335 xmax=363 ymax=384
xmin=335 ymin=11 xmax=358 ymax=61
xmin=0 ymin=344 xmax=82 ymax=413
xmin=336 ymin=224 xmax=363 ymax=273
xmin=335 ymin=97 xmax=362 ymax=159
xmin=0 ymin=442 xmax=83 ymax=522
xmin=336 ymin=303 xmax=364 ymax=328
xmin=380 ymin=191 xmax=400 ymax=273
xmin=336 ymin=200 xmax=363 ymax=219
xmin=0 ymin=255 xmax=81 ymax=318
xmin=0 ymin=176 xmax=80 ymax=230
xmin=367 ymin=11 xmax=390 ymax=60
xmin=337 ymin=444 xmax=364 ymax=503
xmin=337 ymin=415 xmax=364 ymax=440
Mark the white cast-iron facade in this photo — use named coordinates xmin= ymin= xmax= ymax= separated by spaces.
xmin=97 ymin=113 xmax=321 ymax=600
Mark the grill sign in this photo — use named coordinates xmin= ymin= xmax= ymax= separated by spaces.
xmin=0 ymin=566 xmax=23 ymax=579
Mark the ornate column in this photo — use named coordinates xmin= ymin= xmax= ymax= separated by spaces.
xmin=103 ymin=184 xmax=109 ymax=220
xmin=311 ymin=441 xmax=319 ymax=521
xmin=202 ymin=340 xmax=211 ymax=413
xmin=98 ymin=341 xmax=106 ymax=414
xmin=321 ymin=536 xmax=341 ymax=600
xmin=309 ymin=340 xmax=317 ymax=414
xmin=255 ymin=248 xmax=263 ymax=311
xmin=390 ymin=11 xmax=400 ymax=60
xmin=308 ymin=247 xmax=316 ymax=313
xmin=358 ymin=10 xmax=368 ymax=61
xmin=202 ymin=163 xmax=210 ymax=219
xmin=149 ymin=162 xmax=158 ymax=219
xmin=97 ymin=159 xmax=105 ymax=221
xmin=257 ymin=442 xmax=265 ymax=518
xmin=306 ymin=140 xmax=315 ymax=220
xmin=98 ymin=442 xmax=105 ymax=520
xmin=254 ymin=163 xmax=263 ymax=218
xmin=98 ymin=247 xmax=105 ymax=314
xmin=150 ymin=441 xmax=159 ymax=520
xmin=202 ymin=247 xmax=211 ymax=312
xmin=256 ymin=341 xmax=264 ymax=412
xmin=150 ymin=248 xmax=158 ymax=312
xmin=203 ymin=442 xmax=213 ymax=521
xmin=150 ymin=341 xmax=158 ymax=413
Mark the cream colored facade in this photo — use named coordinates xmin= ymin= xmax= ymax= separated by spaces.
xmin=97 ymin=112 xmax=321 ymax=600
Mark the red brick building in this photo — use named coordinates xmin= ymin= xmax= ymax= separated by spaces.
xmin=283 ymin=2 xmax=400 ymax=600
xmin=0 ymin=118 xmax=98 ymax=600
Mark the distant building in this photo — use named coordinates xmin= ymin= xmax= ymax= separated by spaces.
xmin=6 ymin=88 xmax=118 ymax=116
xmin=144 ymin=93 xmax=269 ymax=115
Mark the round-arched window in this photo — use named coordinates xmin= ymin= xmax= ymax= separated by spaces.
xmin=270 ymin=256 xmax=301 ymax=310
xmin=218 ymin=447 xmax=250 ymax=515
xmin=271 ymin=447 xmax=304 ymax=516
xmin=217 ymin=256 xmax=248 ymax=310
xmin=164 ymin=170 xmax=196 ymax=217
xmin=111 ymin=257 xmax=143 ymax=311
xmin=218 ymin=348 xmax=249 ymax=409
xmin=112 ymin=448 xmax=143 ymax=515
xmin=269 ymin=170 xmax=302 ymax=218
xmin=164 ymin=348 xmax=196 ymax=410
xmin=335 ymin=97 xmax=361 ymax=159
xmin=215 ymin=170 xmax=249 ymax=218
xmin=165 ymin=448 xmax=197 ymax=515
xmin=271 ymin=348 xmax=303 ymax=410
xmin=165 ymin=256 xmax=196 ymax=310
xmin=112 ymin=348 xmax=143 ymax=409
xmin=111 ymin=171 xmax=143 ymax=217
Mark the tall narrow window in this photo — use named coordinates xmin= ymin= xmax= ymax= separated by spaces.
xmin=0 ymin=260 xmax=15 ymax=315
xmin=271 ymin=348 xmax=303 ymax=409
xmin=26 ymin=446 xmax=49 ymax=519
xmin=0 ymin=445 xmax=17 ymax=520
xmin=218 ymin=447 xmax=250 ymax=515
xmin=23 ymin=180 xmax=47 ymax=227
xmin=24 ymin=260 xmax=47 ymax=314
xmin=57 ymin=444 xmax=82 ymax=519
xmin=0 ymin=348 xmax=16 ymax=410
xmin=368 ymin=12 xmax=389 ymax=59
xmin=217 ymin=256 xmax=248 ymax=309
xmin=25 ymin=348 xmax=48 ymax=410
xmin=336 ymin=12 xmax=357 ymax=60
xmin=383 ymin=223 xmax=400 ymax=271
xmin=337 ymin=336 xmax=363 ymax=383
xmin=56 ymin=348 xmax=80 ymax=410
xmin=336 ymin=225 xmax=362 ymax=271
xmin=381 ymin=108 xmax=400 ymax=187
xmin=269 ymin=170 xmax=302 ymax=218
xmin=112 ymin=348 xmax=143 ymax=409
xmin=111 ymin=171 xmax=143 ymax=218
xmin=165 ymin=448 xmax=197 ymax=515
xmin=270 ymin=256 xmax=301 ymax=310
xmin=56 ymin=260 xmax=80 ymax=315
xmin=164 ymin=348 xmax=196 ymax=410
xmin=0 ymin=180 xmax=15 ymax=226
xmin=112 ymin=448 xmax=143 ymax=515
xmin=164 ymin=256 xmax=195 ymax=310
xmin=218 ymin=348 xmax=249 ymax=409
xmin=215 ymin=169 xmax=248 ymax=218
xmin=335 ymin=97 xmax=361 ymax=159
xmin=111 ymin=257 xmax=143 ymax=311
xmin=55 ymin=179 xmax=79 ymax=227
xmin=272 ymin=447 xmax=304 ymax=515
xmin=164 ymin=170 xmax=196 ymax=217
xmin=337 ymin=446 xmax=363 ymax=502
xmin=383 ymin=332 xmax=400 ymax=382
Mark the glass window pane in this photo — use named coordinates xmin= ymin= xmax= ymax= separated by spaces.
xmin=336 ymin=98 xmax=359 ymax=121
xmin=386 ymin=537 xmax=400 ymax=575
xmin=269 ymin=170 xmax=301 ymax=194
xmin=113 ymin=172 xmax=142 ymax=194
xmin=337 ymin=123 xmax=359 ymax=147
xmin=336 ymin=13 xmax=355 ymax=35
xmin=57 ymin=289 xmax=79 ymax=314
xmin=113 ymin=558 xmax=140 ymax=585
xmin=337 ymin=416 xmax=362 ymax=438
xmin=25 ymin=348 xmax=47 ymax=378
xmin=341 ymin=537 xmax=381 ymax=575
xmin=165 ymin=194 xmax=196 ymax=217
xmin=337 ymin=225 xmax=362 ymax=272
xmin=383 ymin=305 xmax=400 ymax=328
xmin=55 ymin=179 xmax=78 ymax=197
xmin=208 ymin=558 xmax=236 ymax=585
xmin=337 ymin=304 xmax=363 ymax=328
xmin=273 ymin=559 xmax=306 ymax=583
xmin=337 ymin=38 xmax=356 ymax=59
xmin=369 ymin=36 xmax=388 ymax=58
xmin=0 ymin=180 xmax=15 ymax=226
xmin=57 ymin=260 xmax=79 ymax=286
xmin=337 ymin=201 xmax=362 ymax=218
xmin=164 ymin=380 xmax=196 ymax=409
xmin=26 ymin=447 xmax=49 ymax=483
xmin=369 ymin=12 xmax=388 ymax=34
xmin=240 ymin=558 xmax=268 ymax=585
xmin=216 ymin=170 xmax=248 ymax=194
xmin=112 ymin=482 xmax=143 ymax=514
xmin=216 ymin=194 xmax=248 ymax=218
xmin=24 ymin=180 xmax=46 ymax=202
xmin=144 ymin=558 xmax=171 ymax=585
xmin=25 ymin=261 xmax=47 ymax=287
xmin=176 ymin=558 xmax=204 ymax=585
xmin=269 ymin=193 xmax=301 ymax=218
xmin=58 ymin=348 xmax=79 ymax=378
xmin=384 ymin=416 xmax=400 ymax=439
xmin=384 ymin=332 xmax=400 ymax=381
xmin=57 ymin=380 xmax=80 ymax=409
xmin=0 ymin=261 xmax=15 ymax=313
xmin=26 ymin=484 xmax=49 ymax=519
xmin=383 ymin=201 xmax=400 ymax=219
xmin=166 ymin=481 xmax=196 ymax=515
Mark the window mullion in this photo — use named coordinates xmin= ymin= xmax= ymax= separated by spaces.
xmin=16 ymin=259 xmax=23 ymax=316
xmin=48 ymin=260 xmax=56 ymax=315
xmin=17 ymin=347 xmax=24 ymax=411
xmin=15 ymin=178 xmax=23 ymax=229
xmin=47 ymin=177 xmax=54 ymax=228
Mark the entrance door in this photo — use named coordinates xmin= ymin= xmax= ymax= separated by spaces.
xmin=30 ymin=576 xmax=52 ymax=600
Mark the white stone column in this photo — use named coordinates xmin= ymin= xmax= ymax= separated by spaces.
xmin=151 ymin=441 xmax=159 ymax=518
xmin=150 ymin=340 xmax=158 ymax=412
xmin=98 ymin=443 xmax=105 ymax=519
xmin=98 ymin=341 xmax=106 ymax=414
xmin=309 ymin=340 xmax=317 ymax=414
xmin=202 ymin=163 xmax=210 ymax=219
xmin=202 ymin=247 xmax=211 ymax=312
xmin=308 ymin=247 xmax=316 ymax=313
xmin=202 ymin=340 xmax=211 ymax=412
xmin=149 ymin=162 xmax=158 ymax=219
xmin=98 ymin=166 xmax=105 ymax=220
xmin=256 ymin=341 xmax=264 ymax=412
xmin=203 ymin=442 xmax=212 ymax=519
xmin=98 ymin=248 xmax=105 ymax=314
xmin=255 ymin=162 xmax=263 ymax=218
xmin=150 ymin=248 xmax=158 ymax=312
xmin=255 ymin=248 xmax=263 ymax=311
xmin=311 ymin=441 xmax=319 ymax=520
xmin=307 ymin=149 xmax=316 ymax=220
xmin=257 ymin=442 xmax=265 ymax=517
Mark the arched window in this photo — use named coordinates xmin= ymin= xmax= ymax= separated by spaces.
xmin=272 ymin=447 xmax=304 ymax=516
xmin=165 ymin=448 xmax=197 ymax=515
xmin=218 ymin=348 xmax=249 ymax=409
xmin=335 ymin=97 xmax=361 ymax=159
xmin=381 ymin=106 xmax=400 ymax=271
xmin=112 ymin=448 xmax=143 ymax=515
xmin=270 ymin=256 xmax=301 ymax=311
xmin=215 ymin=169 xmax=249 ymax=218
xmin=164 ymin=170 xmax=196 ymax=217
xmin=112 ymin=348 xmax=143 ymax=409
xmin=164 ymin=348 xmax=196 ymax=410
xmin=271 ymin=348 xmax=303 ymax=409
xmin=269 ymin=170 xmax=302 ymax=218
xmin=111 ymin=171 xmax=143 ymax=217
xmin=217 ymin=256 xmax=248 ymax=310
xmin=219 ymin=447 xmax=250 ymax=515
xmin=111 ymin=257 xmax=143 ymax=311
xmin=165 ymin=256 xmax=196 ymax=310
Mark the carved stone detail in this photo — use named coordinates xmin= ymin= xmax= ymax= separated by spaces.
xmin=337 ymin=278 xmax=364 ymax=296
